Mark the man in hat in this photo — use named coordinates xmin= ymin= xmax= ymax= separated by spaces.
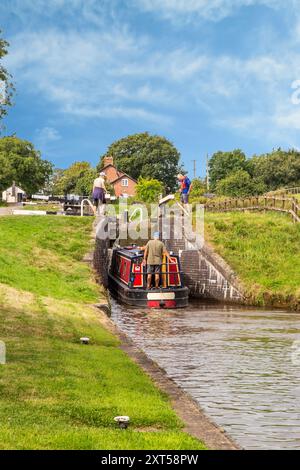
xmin=143 ymin=232 xmax=171 ymax=289
xmin=93 ymin=172 xmax=107 ymax=215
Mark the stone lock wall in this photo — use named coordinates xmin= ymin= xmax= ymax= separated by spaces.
xmin=180 ymin=247 xmax=244 ymax=303
xmin=93 ymin=236 xmax=110 ymax=288
xmin=93 ymin=216 xmax=117 ymax=288
xmin=163 ymin=217 xmax=245 ymax=303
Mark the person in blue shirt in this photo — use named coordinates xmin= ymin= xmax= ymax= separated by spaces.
xmin=177 ymin=174 xmax=192 ymax=205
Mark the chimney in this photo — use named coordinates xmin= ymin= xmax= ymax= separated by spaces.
xmin=103 ymin=156 xmax=114 ymax=167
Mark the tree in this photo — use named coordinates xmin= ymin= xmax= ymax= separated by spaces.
xmin=216 ymin=170 xmax=266 ymax=197
xmin=208 ymin=150 xmax=248 ymax=191
xmin=53 ymin=161 xmax=95 ymax=196
xmin=0 ymin=136 xmax=53 ymax=194
xmin=136 ymin=178 xmax=164 ymax=203
xmin=0 ymin=31 xmax=14 ymax=122
xmin=75 ymin=168 xmax=97 ymax=196
xmin=98 ymin=132 xmax=182 ymax=192
xmin=190 ymin=178 xmax=206 ymax=197
xmin=250 ymin=149 xmax=300 ymax=190
xmin=47 ymin=168 xmax=65 ymax=195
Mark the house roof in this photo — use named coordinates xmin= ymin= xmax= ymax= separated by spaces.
xmin=101 ymin=163 xmax=116 ymax=171
xmin=3 ymin=185 xmax=25 ymax=193
xmin=111 ymin=173 xmax=137 ymax=184
xmin=101 ymin=163 xmax=137 ymax=184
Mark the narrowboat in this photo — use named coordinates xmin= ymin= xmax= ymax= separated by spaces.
xmin=108 ymin=246 xmax=189 ymax=309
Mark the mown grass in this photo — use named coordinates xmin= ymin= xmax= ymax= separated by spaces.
xmin=22 ymin=204 xmax=63 ymax=212
xmin=0 ymin=216 xmax=100 ymax=302
xmin=204 ymin=211 xmax=300 ymax=308
xmin=0 ymin=216 xmax=205 ymax=450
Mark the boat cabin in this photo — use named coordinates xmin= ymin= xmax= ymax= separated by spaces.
xmin=109 ymin=246 xmax=189 ymax=308
xmin=110 ymin=246 xmax=182 ymax=289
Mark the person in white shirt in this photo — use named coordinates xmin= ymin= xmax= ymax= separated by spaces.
xmin=93 ymin=172 xmax=107 ymax=215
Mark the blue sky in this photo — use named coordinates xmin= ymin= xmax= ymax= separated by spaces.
xmin=1 ymin=0 xmax=300 ymax=177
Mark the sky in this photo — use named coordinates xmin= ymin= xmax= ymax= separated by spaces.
xmin=1 ymin=0 xmax=300 ymax=177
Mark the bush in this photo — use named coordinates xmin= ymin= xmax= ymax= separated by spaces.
xmin=136 ymin=178 xmax=164 ymax=203
xmin=216 ymin=170 xmax=266 ymax=197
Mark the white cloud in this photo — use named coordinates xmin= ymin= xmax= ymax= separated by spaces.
xmin=4 ymin=28 xmax=172 ymax=125
xmin=3 ymin=0 xmax=300 ymax=148
xmin=0 ymin=0 xmax=117 ymax=27
xmin=35 ymin=126 xmax=61 ymax=143
xmin=6 ymin=25 xmax=300 ymax=145
xmin=2 ymin=0 xmax=290 ymax=27
xmin=118 ymin=49 xmax=208 ymax=82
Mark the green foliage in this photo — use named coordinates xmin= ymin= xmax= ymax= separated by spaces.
xmin=209 ymin=148 xmax=300 ymax=197
xmin=205 ymin=212 xmax=300 ymax=308
xmin=251 ymin=149 xmax=300 ymax=190
xmin=189 ymin=177 xmax=206 ymax=201
xmin=0 ymin=31 xmax=14 ymax=122
xmin=0 ymin=136 xmax=53 ymax=194
xmin=46 ymin=168 xmax=65 ymax=195
xmin=209 ymin=150 xmax=247 ymax=191
xmin=98 ymin=132 xmax=182 ymax=192
xmin=104 ymin=180 xmax=115 ymax=197
xmin=216 ymin=170 xmax=266 ymax=197
xmin=75 ymin=168 xmax=97 ymax=196
xmin=136 ymin=177 xmax=164 ymax=203
xmin=53 ymin=161 xmax=95 ymax=196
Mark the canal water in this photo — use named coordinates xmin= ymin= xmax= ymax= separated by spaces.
xmin=111 ymin=300 xmax=300 ymax=450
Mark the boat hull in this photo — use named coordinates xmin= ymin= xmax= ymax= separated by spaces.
xmin=108 ymin=273 xmax=189 ymax=309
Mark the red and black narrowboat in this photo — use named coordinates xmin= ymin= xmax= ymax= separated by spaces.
xmin=108 ymin=246 xmax=189 ymax=308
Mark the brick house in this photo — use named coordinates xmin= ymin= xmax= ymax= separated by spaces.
xmin=100 ymin=156 xmax=137 ymax=198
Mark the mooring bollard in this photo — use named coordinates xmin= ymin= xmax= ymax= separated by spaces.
xmin=114 ymin=416 xmax=130 ymax=429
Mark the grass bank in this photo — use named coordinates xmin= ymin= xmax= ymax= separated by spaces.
xmin=204 ymin=212 xmax=300 ymax=310
xmin=0 ymin=216 xmax=205 ymax=450
xmin=22 ymin=203 xmax=63 ymax=212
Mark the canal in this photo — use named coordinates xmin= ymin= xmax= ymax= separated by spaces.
xmin=111 ymin=300 xmax=300 ymax=450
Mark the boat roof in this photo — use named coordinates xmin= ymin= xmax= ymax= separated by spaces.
xmin=115 ymin=247 xmax=144 ymax=259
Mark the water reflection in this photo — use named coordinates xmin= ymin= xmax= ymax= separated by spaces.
xmin=111 ymin=299 xmax=300 ymax=450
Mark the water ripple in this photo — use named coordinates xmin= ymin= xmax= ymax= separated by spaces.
xmin=111 ymin=300 xmax=300 ymax=450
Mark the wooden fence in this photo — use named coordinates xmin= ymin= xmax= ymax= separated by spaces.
xmin=285 ymin=186 xmax=300 ymax=195
xmin=267 ymin=187 xmax=300 ymax=197
xmin=205 ymin=196 xmax=300 ymax=223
